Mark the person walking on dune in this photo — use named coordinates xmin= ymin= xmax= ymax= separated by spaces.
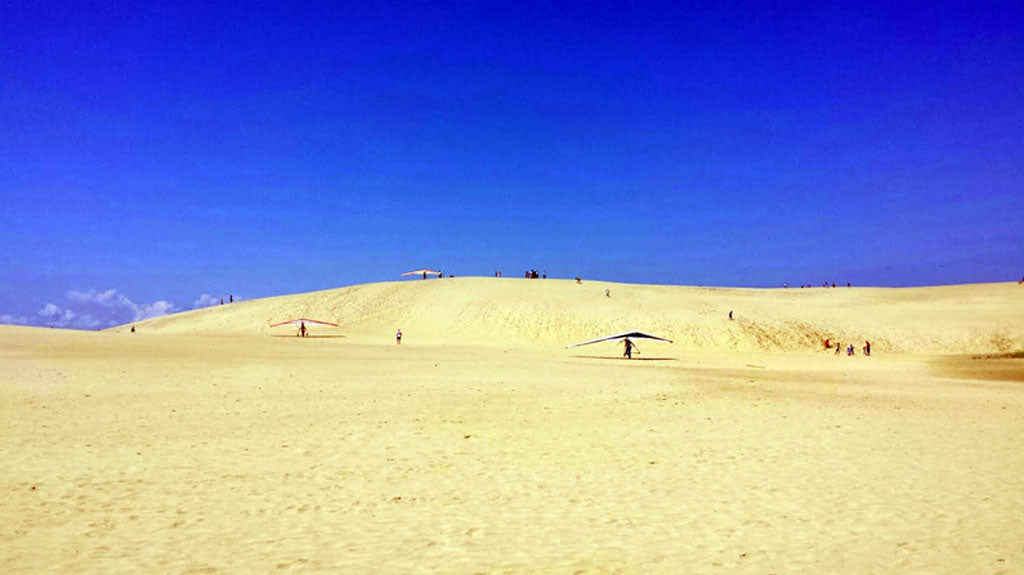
xmin=396 ymin=329 xmax=402 ymax=345
xmin=623 ymin=338 xmax=637 ymax=359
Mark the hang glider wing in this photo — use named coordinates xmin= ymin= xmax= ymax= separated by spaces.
xmin=269 ymin=318 xmax=339 ymax=328
xmin=566 ymin=331 xmax=673 ymax=348
xmin=401 ymin=269 xmax=442 ymax=277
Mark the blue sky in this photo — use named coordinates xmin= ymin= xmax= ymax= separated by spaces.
xmin=2 ymin=1 xmax=1022 ymax=328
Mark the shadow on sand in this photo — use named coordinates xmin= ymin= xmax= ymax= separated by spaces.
xmin=572 ymin=355 xmax=677 ymax=361
xmin=270 ymin=335 xmax=347 ymax=339
xmin=933 ymin=354 xmax=1024 ymax=383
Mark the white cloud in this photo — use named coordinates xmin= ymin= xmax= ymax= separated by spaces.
xmin=65 ymin=289 xmax=177 ymax=322
xmin=68 ymin=289 xmax=132 ymax=309
xmin=193 ymin=294 xmax=242 ymax=308
xmin=193 ymin=294 xmax=221 ymax=308
xmin=36 ymin=303 xmax=103 ymax=329
xmin=32 ymin=289 xmax=178 ymax=329
xmin=72 ymin=314 xmax=106 ymax=330
xmin=39 ymin=303 xmax=75 ymax=322
xmin=137 ymin=300 xmax=174 ymax=320
xmin=0 ymin=313 xmax=30 ymax=325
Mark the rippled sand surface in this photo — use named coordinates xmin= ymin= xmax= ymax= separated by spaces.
xmin=3 ymin=279 xmax=1023 ymax=573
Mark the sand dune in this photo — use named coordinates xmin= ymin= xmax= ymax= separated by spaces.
xmin=3 ymin=280 xmax=1023 ymax=574
xmin=119 ymin=278 xmax=1024 ymax=354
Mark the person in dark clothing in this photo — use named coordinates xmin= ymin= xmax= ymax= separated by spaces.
xmin=623 ymin=338 xmax=637 ymax=359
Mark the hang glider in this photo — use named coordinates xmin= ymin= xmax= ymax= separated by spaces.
xmin=268 ymin=318 xmax=339 ymax=328
xmin=402 ymin=269 xmax=442 ymax=277
xmin=566 ymin=331 xmax=673 ymax=348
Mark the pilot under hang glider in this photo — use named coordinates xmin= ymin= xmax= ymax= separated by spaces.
xmin=269 ymin=317 xmax=339 ymax=337
xmin=402 ymin=269 xmax=443 ymax=279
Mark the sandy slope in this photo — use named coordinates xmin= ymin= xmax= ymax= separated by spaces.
xmin=2 ymin=280 xmax=1024 ymax=574
xmin=118 ymin=278 xmax=1024 ymax=354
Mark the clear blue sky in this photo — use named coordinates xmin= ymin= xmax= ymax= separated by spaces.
xmin=2 ymin=1 xmax=1022 ymax=328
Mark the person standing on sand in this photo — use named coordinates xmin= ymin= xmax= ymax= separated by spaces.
xmin=729 ymin=310 xmax=733 ymax=320
xmin=835 ymin=341 xmax=841 ymax=355
xmin=396 ymin=329 xmax=402 ymax=345
xmin=623 ymin=338 xmax=637 ymax=359
xmin=864 ymin=341 xmax=871 ymax=356
xmin=299 ymin=321 xmax=307 ymax=338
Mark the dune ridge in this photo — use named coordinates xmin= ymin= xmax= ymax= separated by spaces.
xmin=116 ymin=278 xmax=1024 ymax=354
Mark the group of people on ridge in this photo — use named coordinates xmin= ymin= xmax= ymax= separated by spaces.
xmin=824 ymin=338 xmax=871 ymax=356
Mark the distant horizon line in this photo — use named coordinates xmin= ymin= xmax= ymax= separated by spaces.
xmin=304 ymin=275 xmax=1022 ymax=291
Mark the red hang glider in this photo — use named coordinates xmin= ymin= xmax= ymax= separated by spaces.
xmin=269 ymin=318 xmax=339 ymax=328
